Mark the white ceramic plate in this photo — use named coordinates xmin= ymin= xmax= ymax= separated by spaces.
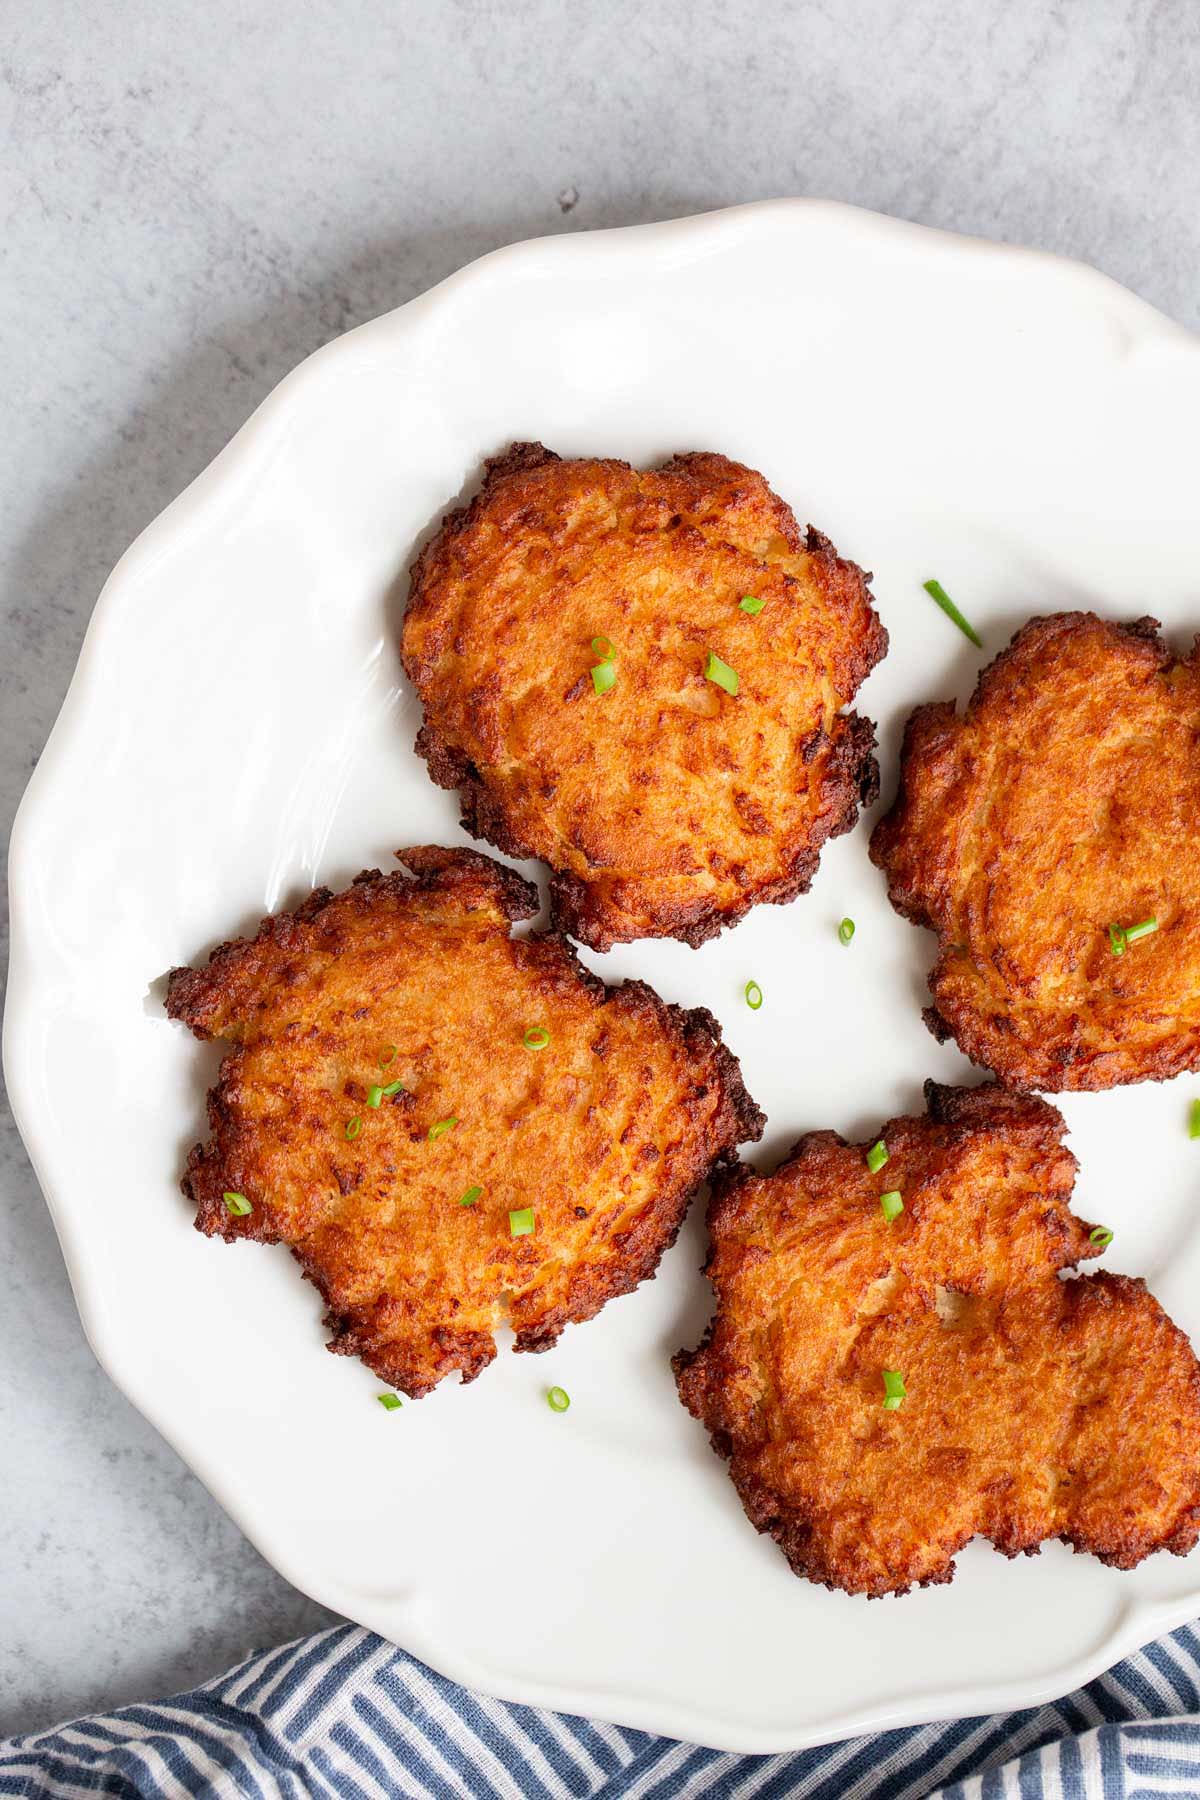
xmin=7 ymin=200 xmax=1200 ymax=1752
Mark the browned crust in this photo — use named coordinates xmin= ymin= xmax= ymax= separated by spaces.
xmin=402 ymin=444 xmax=887 ymax=951
xmin=166 ymin=845 xmax=541 ymax=1038
xmin=504 ymin=990 xmax=763 ymax=1354
xmin=543 ymin=709 xmax=880 ymax=950
xmin=403 ymin=440 xmax=559 ymax=628
xmin=167 ymin=846 xmax=762 ymax=1396
xmin=870 ymin=611 xmax=1200 ymax=1090
xmin=675 ymin=1079 xmax=1200 ymax=1596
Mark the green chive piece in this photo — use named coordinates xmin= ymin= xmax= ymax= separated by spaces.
xmin=1089 ymin=1225 xmax=1113 ymax=1249
xmin=704 ymin=651 xmax=739 ymax=695
xmin=882 ymin=1369 xmax=907 ymax=1410
xmin=591 ymin=658 xmax=617 ymax=696
xmin=509 ymin=1206 xmax=535 ymax=1237
xmin=866 ymin=1140 xmax=889 ymax=1174
xmin=428 ymin=1118 xmax=457 ymax=1140
xmin=345 ymin=1117 xmax=363 ymax=1141
xmin=377 ymin=1393 xmax=403 ymax=1411
xmin=739 ymin=595 xmax=765 ymax=615
xmin=523 ymin=1025 xmax=551 ymax=1050
xmin=591 ymin=635 xmax=616 ymax=662
xmin=923 ymin=578 xmax=982 ymax=648
xmin=460 ymin=1185 xmax=482 ymax=1208
xmin=1109 ymin=918 xmax=1157 ymax=956
xmin=744 ymin=980 xmax=763 ymax=1011
xmin=547 ymin=1385 xmax=570 ymax=1412
xmin=379 ymin=1045 xmax=398 ymax=1067
xmin=880 ymin=1190 xmax=904 ymax=1223
xmin=223 ymin=1191 xmax=252 ymax=1217
xmin=838 ymin=917 xmax=855 ymax=945
xmin=366 ymin=1084 xmax=384 ymax=1109
xmin=1189 ymin=1099 xmax=1200 ymax=1140
xmin=381 ymin=1079 xmax=405 ymax=1098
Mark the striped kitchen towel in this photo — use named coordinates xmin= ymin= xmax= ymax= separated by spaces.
xmin=4 ymin=1621 xmax=1200 ymax=1799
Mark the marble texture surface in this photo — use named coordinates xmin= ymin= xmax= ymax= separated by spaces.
xmin=2 ymin=0 xmax=1199 ymax=1739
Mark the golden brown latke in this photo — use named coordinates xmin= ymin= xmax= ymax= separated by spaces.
xmin=402 ymin=444 xmax=887 ymax=951
xmin=166 ymin=846 xmax=763 ymax=1397
xmin=674 ymin=1081 xmax=1200 ymax=1597
xmin=871 ymin=612 xmax=1200 ymax=1090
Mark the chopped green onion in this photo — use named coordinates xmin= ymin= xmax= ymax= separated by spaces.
xmin=223 ymin=1191 xmax=252 ymax=1217
xmin=509 ymin=1206 xmax=535 ymax=1237
xmin=380 ymin=1045 xmax=398 ymax=1067
xmin=704 ymin=651 xmax=739 ymax=695
xmin=866 ymin=1140 xmax=889 ymax=1174
xmin=1109 ymin=918 xmax=1158 ymax=956
xmin=381 ymin=1079 xmax=405 ymax=1098
xmin=882 ymin=1369 xmax=907 ymax=1409
xmin=744 ymin=980 xmax=763 ymax=1011
xmin=547 ymin=1385 xmax=571 ymax=1412
xmin=923 ymin=578 xmax=982 ymax=649
xmin=1089 ymin=1225 xmax=1113 ymax=1250
xmin=428 ymin=1118 xmax=457 ymax=1140
xmin=377 ymin=1393 xmax=403 ymax=1411
xmin=523 ymin=1025 xmax=551 ymax=1050
xmin=345 ymin=1117 xmax=363 ymax=1141
xmin=739 ymin=595 xmax=765 ymax=616
xmin=591 ymin=659 xmax=617 ymax=696
xmin=880 ymin=1190 xmax=904 ymax=1223
xmin=460 ymin=1185 xmax=482 ymax=1208
xmin=366 ymin=1084 xmax=384 ymax=1109
xmin=838 ymin=917 xmax=855 ymax=945
xmin=1189 ymin=1099 xmax=1200 ymax=1140
xmin=591 ymin=635 xmax=615 ymax=662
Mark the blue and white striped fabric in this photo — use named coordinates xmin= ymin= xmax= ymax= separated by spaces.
xmin=5 ymin=1622 xmax=1200 ymax=1799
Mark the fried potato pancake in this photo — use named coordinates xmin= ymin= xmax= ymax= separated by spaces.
xmin=402 ymin=444 xmax=887 ymax=950
xmin=166 ymin=847 xmax=763 ymax=1396
xmin=675 ymin=1081 xmax=1200 ymax=1596
xmin=871 ymin=612 xmax=1200 ymax=1090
